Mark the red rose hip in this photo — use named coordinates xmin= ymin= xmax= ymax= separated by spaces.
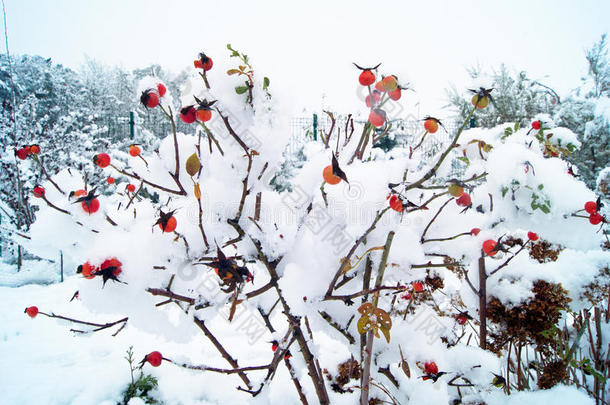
xmin=146 ymin=351 xmax=163 ymax=367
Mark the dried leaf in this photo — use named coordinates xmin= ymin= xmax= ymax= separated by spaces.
xmin=227 ymin=69 xmax=241 ymax=75
xmin=185 ymin=153 xmax=201 ymax=177
xmin=194 ymin=183 xmax=201 ymax=200
xmin=358 ymin=302 xmax=373 ymax=315
xmin=374 ymin=308 xmax=392 ymax=330
xmin=331 ymin=154 xmax=349 ymax=184
xmin=399 ymin=346 xmax=410 ymax=378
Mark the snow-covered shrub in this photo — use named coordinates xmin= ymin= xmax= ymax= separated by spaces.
xmin=20 ymin=48 xmax=610 ymax=405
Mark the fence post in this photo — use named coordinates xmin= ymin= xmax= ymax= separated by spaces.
xmin=129 ymin=111 xmax=135 ymax=140
xmin=313 ymin=113 xmax=318 ymax=141
xmin=59 ymin=250 xmax=64 ymax=282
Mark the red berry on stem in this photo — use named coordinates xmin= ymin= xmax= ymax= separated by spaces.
xmin=424 ymin=361 xmax=438 ymax=375
xmin=365 ymin=92 xmax=381 ymax=108
xmin=82 ymin=198 xmax=100 ymax=214
xmin=483 ymin=239 xmax=498 ymax=256
xmin=81 ymin=261 xmax=97 ymax=279
xmin=532 ymin=120 xmax=541 ymax=130
xmin=470 ymin=228 xmax=481 ymax=236
xmin=389 ymin=195 xmax=403 ymax=212
xmin=527 ymin=232 xmax=539 ymax=241
xmin=369 ymin=109 xmax=386 ymax=128
xmin=412 ymin=281 xmax=424 ymax=292
xmin=374 ymin=81 xmax=385 ymax=92
xmin=32 ymin=186 xmax=45 ymax=198
xmin=196 ymin=109 xmax=212 ymax=122
xmin=456 ymin=193 xmax=471 ymax=207
xmin=157 ymin=83 xmax=167 ymax=97
xmin=129 ymin=145 xmax=141 ymax=157
xmin=30 ymin=144 xmax=41 ymax=154
xmin=25 ymin=306 xmax=39 ymax=318
xmin=456 ymin=315 xmax=467 ymax=325
xmin=101 ymin=258 xmax=122 ymax=277
xmin=140 ymin=90 xmax=159 ymax=109
xmin=126 ymin=184 xmax=136 ymax=193
xmin=107 ymin=176 xmax=115 ymax=185
xmin=359 ymin=70 xmax=376 ymax=86
xmin=159 ymin=216 xmax=177 ymax=233
xmin=424 ymin=119 xmax=439 ymax=134
xmin=584 ymin=201 xmax=598 ymax=214
xmin=94 ymin=153 xmax=111 ymax=168
xmin=16 ymin=148 xmax=29 ymax=160
xmin=388 ymin=88 xmax=401 ymax=101
xmin=146 ymin=351 xmax=163 ymax=367
xmin=590 ymin=212 xmax=604 ymax=225
xmin=180 ymin=106 xmax=197 ymax=124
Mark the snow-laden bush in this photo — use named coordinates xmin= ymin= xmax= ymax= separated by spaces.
xmin=19 ymin=48 xmax=610 ymax=404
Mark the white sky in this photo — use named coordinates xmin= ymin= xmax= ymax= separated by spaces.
xmin=3 ymin=0 xmax=610 ymax=117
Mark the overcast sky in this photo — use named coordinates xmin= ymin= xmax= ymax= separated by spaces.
xmin=2 ymin=0 xmax=610 ymax=117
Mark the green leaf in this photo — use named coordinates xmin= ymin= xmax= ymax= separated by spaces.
xmin=540 ymin=205 xmax=550 ymax=214
xmin=514 ymin=122 xmax=520 ymax=131
xmin=538 ymin=184 xmax=544 ymax=190
xmin=263 ymin=77 xmax=270 ymax=90
xmin=457 ymin=156 xmax=470 ymax=165
xmin=235 ymin=86 xmax=249 ymax=95
xmin=501 ymin=186 xmax=509 ymax=198
xmin=504 ymin=127 xmax=513 ymax=137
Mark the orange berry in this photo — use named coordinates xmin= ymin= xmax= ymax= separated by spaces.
xmin=424 ymin=119 xmax=439 ymax=133
xmin=322 ymin=165 xmax=342 ymax=185
xmin=196 ymin=109 xmax=212 ymax=122
xmin=129 ymin=145 xmax=141 ymax=157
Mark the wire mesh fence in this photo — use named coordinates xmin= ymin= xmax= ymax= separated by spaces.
xmin=100 ymin=112 xmax=467 ymax=179
xmin=289 ymin=113 xmax=466 ymax=179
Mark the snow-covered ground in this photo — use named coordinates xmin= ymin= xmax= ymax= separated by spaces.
xmin=0 ymin=262 xmax=596 ymax=405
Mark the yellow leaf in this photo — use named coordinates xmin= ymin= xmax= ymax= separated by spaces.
xmin=185 ymin=153 xmax=201 ymax=177
xmin=226 ymin=69 xmax=240 ymax=75
xmin=357 ymin=315 xmax=372 ymax=335
xmin=380 ymin=325 xmax=391 ymax=343
xmin=194 ymin=183 xmax=201 ymax=200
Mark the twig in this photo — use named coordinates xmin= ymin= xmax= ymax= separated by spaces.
xmin=319 ymin=310 xmax=356 ymax=344
xmin=325 ymin=208 xmax=390 ymax=298
xmin=420 ymin=197 xmax=453 ymax=243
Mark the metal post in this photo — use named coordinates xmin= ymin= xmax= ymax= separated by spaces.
xmin=313 ymin=113 xmax=318 ymax=141
xmin=129 ymin=111 xmax=135 ymax=140
xmin=60 ymin=250 xmax=64 ymax=282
